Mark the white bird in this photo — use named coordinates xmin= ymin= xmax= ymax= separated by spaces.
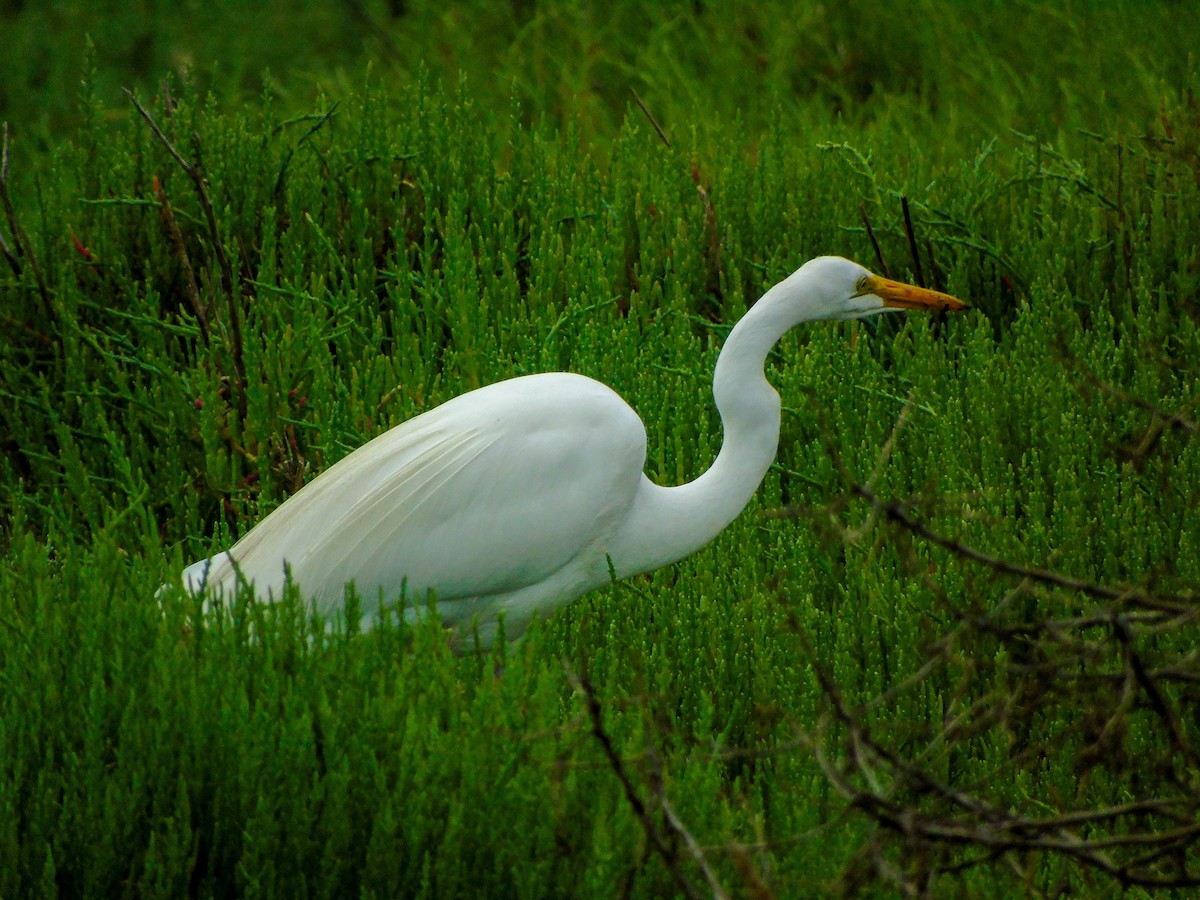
xmin=182 ymin=256 xmax=964 ymax=647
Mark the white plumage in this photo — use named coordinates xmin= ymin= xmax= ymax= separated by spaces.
xmin=183 ymin=257 xmax=964 ymax=646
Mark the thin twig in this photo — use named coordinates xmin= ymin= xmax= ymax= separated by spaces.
xmin=0 ymin=124 xmax=17 ymax=274
xmin=1082 ymin=369 xmax=1199 ymax=434
xmin=900 ymin=195 xmax=925 ymax=287
xmin=629 ymin=90 xmax=723 ymax=302
xmin=124 ymin=88 xmax=237 ymax=298
xmin=852 ymin=484 xmax=1197 ymax=611
xmin=125 ymin=89 xmax=245 ymax=414
xmin=858 ymin=202 xmax=889 ymax=277
xmin=660 ymin=794 xmax=732 ymax=900
xmin=153 ymin=176 xmax=209 ymax=339
xmin=0 ymin=123 xmax=53 ymax=318
xmin=124 ymin=89 xmax=192 ymax=172
xmin=0 ymin=220 xmax=17 ymax=276
xmin=572 ymin=670 xmax=703 ymax=900
xmin=630 ymin=89 xmax=671 ymax=149
xmin=1112 ymin=615 xmax=1198 ymax=767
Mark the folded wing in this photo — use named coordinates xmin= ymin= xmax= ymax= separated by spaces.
xmin=184 ymin=373 xmax=648 ymax=621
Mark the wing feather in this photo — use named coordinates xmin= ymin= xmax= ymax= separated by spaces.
xmin=186 ymin=373 xmax=648 ymax=618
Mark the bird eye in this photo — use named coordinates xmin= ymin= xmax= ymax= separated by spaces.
xmin=855 ymin=276 xmax=871 ymax=296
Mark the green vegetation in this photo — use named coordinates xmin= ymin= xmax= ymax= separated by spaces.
xmin=2 ymin=0 xmax=1199 ymax=895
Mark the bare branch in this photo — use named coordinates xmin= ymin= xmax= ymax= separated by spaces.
xmin=900 ymin=195 xmax=925 ymax=287
xmin=153 ymin=176 xmax=209 ymax=340
xmin=1112 ymin=615 xmax=1199 ymax=768
xmin=852 ymin=483 xmax=1197 ymax=612
xmin=0 ymin=222 xmax=17 ymax=276
xmin=124 ymin=89 xmax=194 ymax=175
xmin=124 ymin=89 xmax=245 ymax=415
xmin=858 ymin=202 xmax=889 ymax=277
xmin=0 ymin=123 xmax=53 ymax=318
xmin=807 ymin=670 xmax=1200 ymax=888
xmin=630 ymin=89 xmax=671 ymax=149
xmin=1084 ymin=373 xmax=1199 ymax=434
xmin=572 ymin=670 xmax=704 ymax=900
xmin=660 ymin=794 xmax=733 ymax=900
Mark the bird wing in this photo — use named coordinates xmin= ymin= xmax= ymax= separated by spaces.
xmin=186 ymin=373 xmax=648 ymax=618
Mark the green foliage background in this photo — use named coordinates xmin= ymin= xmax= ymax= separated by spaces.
xmin=2 ymin=0 xmax=1199 ymax=895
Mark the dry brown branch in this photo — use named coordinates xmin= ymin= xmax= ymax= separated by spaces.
xmin=572 ymin=669 xmax=723 ymax=900
xmin=1058 ymin=343 xmax=1200 ymax=469
xmin=153 ymin=176 xmax=209 ymax=339
xmin=1 ymin=123 xmax=20 ymax=276
xmin=1085 ymin=368 xmax=1199 ymax=468
xmin=0 ymin=223 xmax=17 ymax=277
xmin=124 ymin=89 xmax=245 ymax=414
xmin=1112 ymin=615 xmax=1199 ymax=768
xmin=852 ymin=483 xmax=1198 ymax=614
xmin=805 ymin=642 xmax=1200 ymax=889
xmin=900 ymin=195 xmax=925 ymax=287
xmin=858 ymin=203 xmax=889 ymax=277
xmin=0 ymin=128 xmax=17 ymax=278
xmin=630 ymin=89 xmax=671 ymax=149
xmin=630 ymin=90 xmax=722 ymax=302
xmin=789 ymin=460 xmax=1200 ymax=891
xmin=1085 ymin=374 xmax=1199 ymax=435
xmin=0 ymin=123 xmax=53 ymax=319
xmin=660 ymin=794 xmax=734 ymax=900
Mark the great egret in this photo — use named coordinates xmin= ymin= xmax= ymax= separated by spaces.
xmin=182 ymin=256 xmax=964 ymax=646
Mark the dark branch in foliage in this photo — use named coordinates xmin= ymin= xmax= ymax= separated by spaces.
xmin=124 ymin=88 xmax=246 ymax=416
xmin=270 ymin=102 xmax=340 ymax=202
xmin=153 ymin=176 xmax=209 ymax=340
xmin=858 ymin=203 xmax=889 ymax=278
xmin=573 ymin=669 xmax=730 ymax=900
xmin=0 ymin=126 xmax=17 ymax=276
xmin=787 ymin=439 xmax=1200 ymax=892
xmin=803 ymin=651 xmax=1200 ymax=892
xmin=852 ymin=483 xmax=1199 ymax=615
xmin=1063 ymin=347 xmax=1200 ymax=468
xmin=0 ymin=123 xmax=53 ymax=320
xmin=900 ymin=195 xmax=924 ymax=288
xmin=630 ymin=89 xmax=671 ymax=150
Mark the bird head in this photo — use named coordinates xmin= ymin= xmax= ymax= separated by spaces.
xmin=787 ymin=256 xmax=967 ymax=321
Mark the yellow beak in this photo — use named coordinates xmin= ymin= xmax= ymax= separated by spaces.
xmin=868 ymin=274 xmax=967 ymax=312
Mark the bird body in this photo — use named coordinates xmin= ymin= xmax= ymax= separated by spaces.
xmin=187 ymin=373 xmax=647 ymax=642
xmin=183 ymin=257 xmax=964 ymax=645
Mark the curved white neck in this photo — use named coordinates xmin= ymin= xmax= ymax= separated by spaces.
xmin=611 ymin=281 xmax=808 ymax=577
